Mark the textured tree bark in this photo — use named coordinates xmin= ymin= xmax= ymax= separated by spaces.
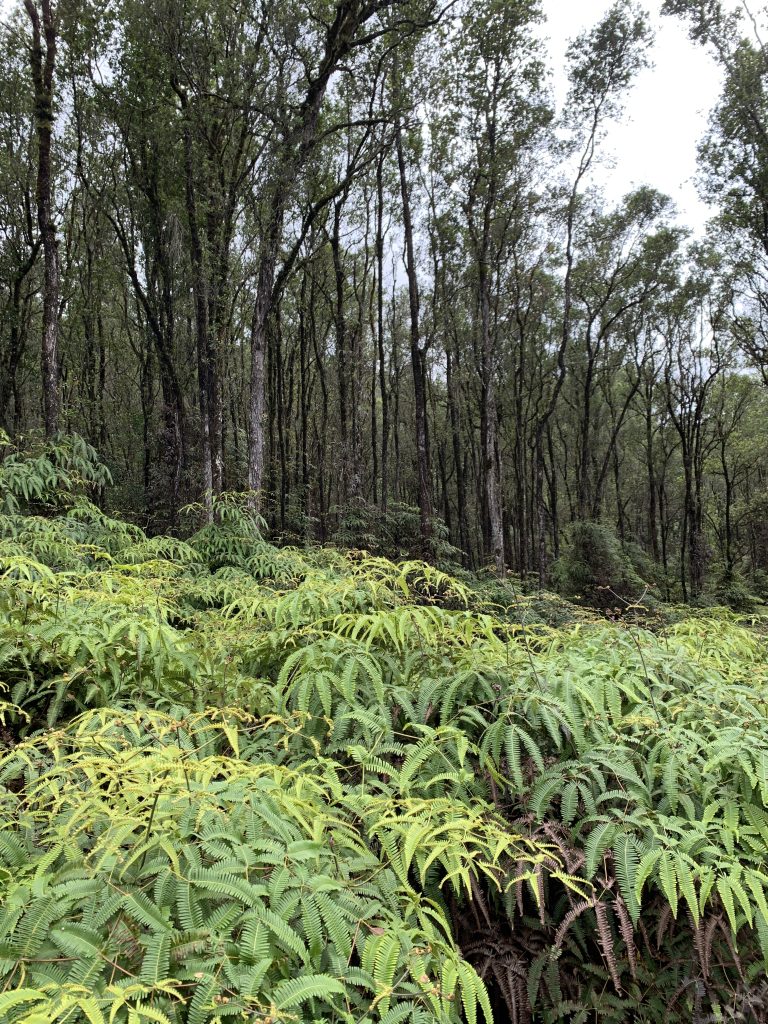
xmin=330 ymin=199 xmax=360 ymax=502
xmin=298 ymin=269 xmax=311 ymax=526
xmin=512 ymin=348 xmax=528 ymax=576
xmin=535 ymin=431 xmax=548 ymax=588
xmin=376 ymin=151 xmax=389 ymax=512
xmin=175 ymin=82 xmax=213 ymax=518
xmin=247 ymin=230 xmax=279 ymax=502
xmin=0 ymin=239 xmax=39 ymax=428
xmin=395 ymin=115 xmax=432 ymax=555
xmin=479 ymin=267 xmax=504 ymax=575
xmin=24 ymin=0 xmax=60 ymax=436
xmin=645 ymin=398 xmax=659 ymax=562
xmin=446 ymin=347 xmax=469 ymax=563
xmin=576 ymin=330 xmax=597 ymax=520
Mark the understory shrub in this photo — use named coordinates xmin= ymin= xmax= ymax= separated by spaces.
xmin=712 ymin=565 xmax=758 ymax=612
xmin=332 ymin=498 xmax=462 ymax=562
xmin=552 ymin=520 xmax=652 ymax=610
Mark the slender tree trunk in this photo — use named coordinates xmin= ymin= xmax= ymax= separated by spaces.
xmin=248 ymin=230 xmax=279 ymax=502
xmin=207 ymin=199 xmax=236 ymax=497
xmin=376 ymin=151 xmax=389 ymax=511
xmin=446 ymin=346 xmax=469 ymax=562
xmin=24 ymin=0 xmax=60 ymax=436
xmin=329 ymin=200 xmax=363 ymax=501
xmin=176 ymin=84 xmax=214 ymax=516
xmin=613 ymin=445 xmax=625 ymax=540
xmin=0 ymin=247 xmax=38 ymax=427
xmin=97 ymin=310 xmax=107 ymax=448
xmin=370 ymin=286 xmax=378 ymax=505
xmin=275 ymin=311 xmax=289 ymax=530
xmin=395 ymin=116 xmax=432 ymax=554
xmin=513 ymin=379 xmax=528 ymax=575
xmin=535 ymin=430 xmax=548 ymax=587
xmin=577 ymin=334 xmax=596 ymax=519
xmin=691 ymin=442 xmax=707 ymax=598
xmin=480 ymin=269 xmax=504 ymax=574
xmin=299 ymin=269 xmax=311 ymax=527
xmin=645 ymin=399 xmax=659 ymax=562
xmin=681 ymin=454 xmax=692 ymax=603
xmin=722 ymin=440 xmax=734 ymax=573
xmin=139 ymin=337 xmax=152 ymax=504
xmin=546 ymin=422 xmax=560 ymax=560
xmin=658 ymin=475 xmax=670 ymax=600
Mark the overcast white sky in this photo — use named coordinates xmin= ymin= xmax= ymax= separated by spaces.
xmin=540 ymin=0 xmax=727 ymax=234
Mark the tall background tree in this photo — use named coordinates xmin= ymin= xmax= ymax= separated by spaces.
xmin=23 ymin=0 xmax=60 ymax=435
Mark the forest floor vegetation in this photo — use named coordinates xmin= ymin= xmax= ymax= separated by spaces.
xmin=1 ymin=438 xmax=768 ymax=1022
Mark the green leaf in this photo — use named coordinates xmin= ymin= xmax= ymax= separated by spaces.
xmin=273 ymin=973 xmax=345 ymax=1009
xmin=658 ymin=853 xmax=678 ymax=918
xmin=584 ymin=822 xmax=615 ymax=878
xmin=613 ymin=835 xmax=641 ymax=925
xmin=635 ymin=848 xmax=662 ymax=903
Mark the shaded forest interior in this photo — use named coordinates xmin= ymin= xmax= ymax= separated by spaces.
xmin=3 ymin=0 xmax=768 ymax=604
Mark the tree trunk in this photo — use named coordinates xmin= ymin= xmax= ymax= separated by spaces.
xmin=395 ymin=116 xmax=432 ymax=555
xmin=24 ymin=0 xmax=60 ymax=436
xmin=446 ymin=346 xmax=469 ymax=563
xmin=176 ymin=83 xmax=214 ymax=517
xmin=480 ymin=270 xmax=504 ymax=574
xmin=376 ymin=150 xmax=389 ymax=511
xmin=644 ymin=383 xmax=659 ymax=562
xmin=535 ymin=429 xmax=548 ymax=587
xmin=0 ymin=245 xmax=38 ymax=427
xmin=247 ymin=230 xmax=279 ymax=502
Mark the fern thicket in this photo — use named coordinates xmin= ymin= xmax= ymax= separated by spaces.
xmin=1 ymin=442 xmax=768 ymax=1020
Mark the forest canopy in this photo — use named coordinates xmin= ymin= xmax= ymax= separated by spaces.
xmin=1 ymin=0 xmax=768 ymax=602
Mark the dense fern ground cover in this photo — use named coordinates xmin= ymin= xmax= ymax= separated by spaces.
xmin=2 ymin=441 xmax=768 ymax=1022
